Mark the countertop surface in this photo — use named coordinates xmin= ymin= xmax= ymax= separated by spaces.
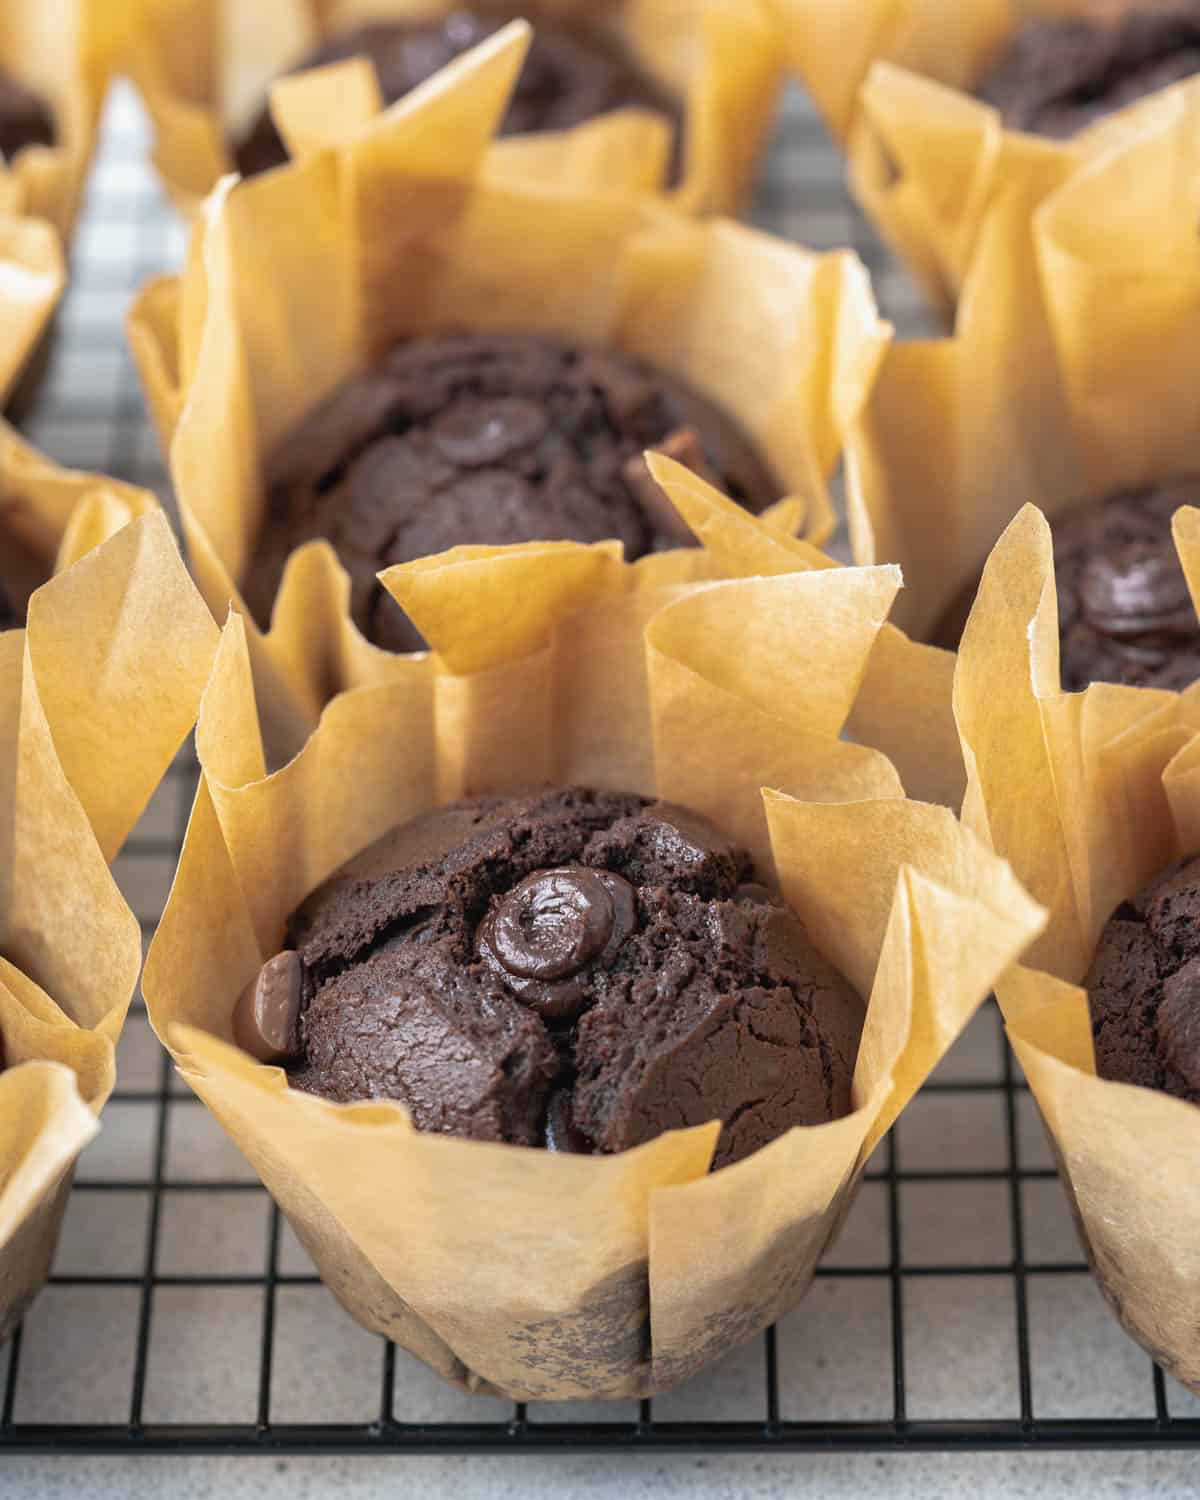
xmin=7 ymin=82 xmax=1198 ymax=1500
xmin=3 ymin=1451 xmax=1200 ymax=1499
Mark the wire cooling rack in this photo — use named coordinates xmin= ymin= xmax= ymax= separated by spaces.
xmin=2 ymin=81 xmax=1199 ymax=1458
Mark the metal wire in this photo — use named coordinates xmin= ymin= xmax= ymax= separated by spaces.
xmin=0 ymin=82 xmax=1196 ymax=1456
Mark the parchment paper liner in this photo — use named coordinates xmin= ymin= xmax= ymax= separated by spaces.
xmin=772 ymin=0 xmax=1197 ymax=319
xmin=0 ymin=0 xmax=118 ymax=242
xmin=0 ymin=509 xmax=219 ymax=1338
xmin=126 ymin=0 xmax=783 ymax=218
xmin=141 ymin=486 xmax=1043 ymax=1400
xmin=954 ymin=500 xmax=1200 ymax=1391
xmin=126 ymin=23 xmax=892 ymax=726
xmin=0 ymin=0 xmax=121 ymax=412
xmin=657 ymin=459 xmax=964 ymax=810
xmin=0 ymin=420 xmax=164 ymax=639
xmin=843 ymin=87 xmax=1200 ymax=645
xmin=0 ymin=218 xmax=63 ymax=408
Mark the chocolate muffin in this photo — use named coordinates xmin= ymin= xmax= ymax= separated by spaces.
xmin=0 ymin=69 xmax=55 ymax=161
xmin=975 ymin=3 xmax=1200 ymax=138
xmin=243 ymin=331 xmax=780 ymax=650
xmin=1087 ymin=854 xmax=1200 ymax=1102
xmin=233 ymin=787 xmax=865 ymax=1170
xmin=234 ymin=10 xmax=682 ymax=178
xmin=934 ymin=477 xmax=1200 ymax=693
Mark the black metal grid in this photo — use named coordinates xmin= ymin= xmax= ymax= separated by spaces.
xmin=1 ymin=80 xmax=1197 ymax=1457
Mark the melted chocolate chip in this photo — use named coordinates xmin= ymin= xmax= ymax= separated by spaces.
xmin=478 ymin=866 xmax=636 ymax=1020
xmin=431 ymin=397 xmax=549 ymax=466
xmin=1078 ymin=543 xmax=1196 ymax=639
xmin=933 ymin=475 xmax=1200 ymax=693
xmin=234 ymin=951 xmax=304 ymax=1063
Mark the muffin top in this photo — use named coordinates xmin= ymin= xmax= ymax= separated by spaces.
xmin=934 ymin=477 xmax=1200 ymax=694
xmin=234 ymin=10 xmax=683 ymax=177
xmin=0 ymin=68 xmax=55 ymax=161
xmin=975 ymin=3 xmax=1200 ymax=138
xmin=244 ymin=331 xmax=780 ymax=650
xmin=1087 ymin=854 xmax=1200 ymax=1104
xmin=235 ymin=787 xmax=865 ymax=1171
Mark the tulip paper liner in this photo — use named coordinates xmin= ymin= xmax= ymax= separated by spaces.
xmin=772 ymin=0 xmax=1199 ymax=319
xmin=956 ymin=500 xmax=1200 ymax=1391
xmin=0 ymin=421 xmax=164 ymax=646
xmin=126 ymin=22 xmax=890 ymax=724
xmin=844 ymin=85 xmax=1200 ymax=648
xmin=0 ymin=0 xmax=118 ymax=405
xmin=142 ymin=514 xmax=1043 ymax=1400
xmin=0 ymin=0 xmax=118 ymax=242
xmin=0 ymin=509 xmax=219 ymax=1339
xmin=651 ymin=454 xmax=964 ymax=810
xmin=127 ymin=0 xmax=783 ymax=217
xmin=0 ymin=218 xmax=63 ymax=407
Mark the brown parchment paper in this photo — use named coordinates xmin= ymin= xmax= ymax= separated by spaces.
xmin=0 ymin=510 xmax=219 ymax=1339
xmin=648 ymin=454 xmax=964 ymax=810
xmin=0 ymin=0 xmax=119 ymax=241
xmin=126 ymin=0 xmax=783 ymax=218
xmin=127 ymin=21 xmax=892 ymax=721
xmin=0 ymin=218 xmax=63 ymax=407
xmin=0 ymin=416 xmax=160 ymax=627
xmin=844 ymin=87 xmax=1200 ymax=647
xmin=771 ymin=0 xmax=1198 ymax=319
xmin=0 ymin=0 xmax=121 ymax=409
xmin=142 ymin=497 xmax=1044 ymax=1399
xmin=954 ymin=500 xmax=1200 ymax=1390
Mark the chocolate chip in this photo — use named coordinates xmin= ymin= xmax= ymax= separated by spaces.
xmin=444 ymin=468 xmax=536 ymax=519
xmin=478 ymin=866 xmax=636 ymax=1020
xmin=483 ymin=867 xmax=629 ymax=980
xmin=432 ymin=397 xmax=548 ymax=466
xmin=234 ymin=951 xmax=303 ymax=1064
xmin=1079 ymin=543 xmax=1196 ymax=640
xmin=622 ymin=427 xmax=719 ymax=548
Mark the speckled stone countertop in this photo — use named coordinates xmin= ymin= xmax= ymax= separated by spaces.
xmin=6 ymin=1451 xmax=1200 ymax=1498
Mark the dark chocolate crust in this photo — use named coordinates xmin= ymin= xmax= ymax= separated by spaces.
xmin=285 ymin=787 xmax=865 ymax=1169
xmin=976 ymin=3 xmax=1200 ymax=138
xmin=1087 ymin=855 xmax=1200 ymax=1103
xmin=244 ymin=332 xmax=780 ymax=651
xmin=234 ymin=11 xmax=682 ymax=177
xmin=933 ymin=477 xmax=1200 ymax=693
xmin=0 ymin=68 xmax=55 ymax=161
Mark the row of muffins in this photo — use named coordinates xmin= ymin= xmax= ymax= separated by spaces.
xmin=1 ymin=0 xmax=1200 ymax=1401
